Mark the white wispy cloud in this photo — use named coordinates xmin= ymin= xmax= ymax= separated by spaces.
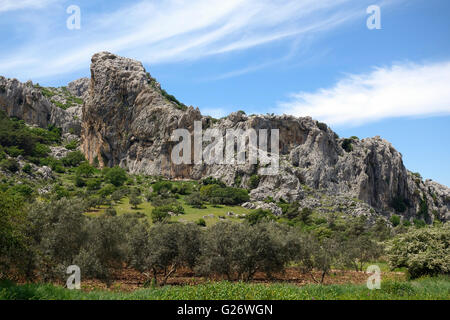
xmin=0 ymin=0 xmax=393 ymax=79
xmin=0 ymin=0 xmax=56 ymax=13
xmin=278 ymin=61 xmax=450 ymax=126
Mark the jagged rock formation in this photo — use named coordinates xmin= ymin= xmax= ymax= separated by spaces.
xmin=0 ymin=76 xmax=82 ymax=134
xmin=1 ymin=52 xmax=449 ymax=222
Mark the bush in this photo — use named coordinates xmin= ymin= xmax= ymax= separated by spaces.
xmin=245 ymin=209 xmax=275 ymax=225
xmin=391 ymin=196 xmax=407 ymax=213
xmin=341 ymin=139 xmax=353 ymax=153
xmin=151 ymin=207 xmax=170 ymax=223
xmin=196 ymin=218 xmax=206 ymax=227
xmin=104 ymin=166 xmax=128 ymax=187
xmin=386 ymin=224 xmax=450 ymax=278
xmin=86 ymin=178 xmax=102 ymax=191
xmin=129 ymin=194 xmax=142 ymax=209
xmin=0 ymin=158 xmax=19 ymax=172
xmin=22 ymin=163 xmax=32 ymax=174
xmin=75 ymin=175 xmax=86 ymax=187
xmin=390 ymin=214 xmax=401 ymax=227
xmin=75 ymin=162 xmax=95 ymax=178
xmin=197 ymin=222 xmax=294 ymax=281
xmin=6 ymin=146 xmax=24 ymax=157
xmin=152 ymin=181 xmax=173 ymax=194
xmin=185 ymin=192 xmax=205 ymax=208
xmin=200 ymin=184 xmax=249 ymax=205
xmin=201 ymin=177 xmax=225 ymax=187
xmin=249 ymin=174 xmax=260 ymax=189
xmin=65 ymin=140 xmax=78 ymax=150
xmin=61 ymin=151 xmax=85 ymax=167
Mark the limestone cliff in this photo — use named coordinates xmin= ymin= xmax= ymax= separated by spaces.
xmin=1 ymin=52 xmax=449 ymax=222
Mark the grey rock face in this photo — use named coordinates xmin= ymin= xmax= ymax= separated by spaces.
xmin=1 ymin=52 xmax=448 ymax=221
xmin=0 ymin=77 xmax=82 ymax=134
xmin=81 ymin=51 xmax=202 ymax=177
xmin=67 ymin=78 xmax=90 ymax=100
xmin=77 ymin=52 xmax=449 ymax=221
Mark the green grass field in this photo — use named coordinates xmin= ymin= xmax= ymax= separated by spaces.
xmin=85 ymin=195 xmax=254 ymax=225
xmin=1 ymin=277 xmax=449 ymax=300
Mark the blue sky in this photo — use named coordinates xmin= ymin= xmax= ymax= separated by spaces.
xmin=0 ymin=0 xmax=449 ymax=186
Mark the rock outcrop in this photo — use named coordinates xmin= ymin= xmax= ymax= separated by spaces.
xmin=1 ymin=52 xmax=449 ymax=222
xmin=0 ymin=77 xmax=82 ymax=134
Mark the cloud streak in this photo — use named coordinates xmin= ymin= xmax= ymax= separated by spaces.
xmin=278 ymin=61 xmax=450 ymax=126
xmin=0 ymin=0 xmax=56 ymax=13
xmin=0 ymin=0 xmax=389 ymax=79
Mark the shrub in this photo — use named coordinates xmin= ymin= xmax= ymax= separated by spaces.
xmin=75 ymin=175 xmax=86 ymax=187
xmin=1 ymin=158 xmax=19 ymax=172
xmin=249 ymin=174 xmax=260 ymax=189
xmin=201 ymin=177 xmax=226 ymax=187
xmin=152 ymin=181 xmax=173 ymax=194
xmin=391 ymin=196 xmax=407 ymax=213
xmin=341 ymin=139 xmax=353 ymax=153
xmin=129 ymin=194 xmax=142 ymax=209
xmin=61 ymin=151 xmax=85 ymax=167
xmin=75 ymin=162 xmax=95 ymax=178
xmin=86 ymin=178 xmax=102 ymax=191
xmin=196 ymin=218 xmax=206 ymax=227
xmin=386 ymin=224 xmax=450 ymax=278
xmin=418 ymin=197 xmax=429 ymax=219
xmin=245 ymin=209 xmax=275 ymax=225
xmin=105 ymin=208 xmax=117 ymax=217
xmin=197 ymin=222 xmax=294 ymax=281
xmin=6 ymin=146 xmax=24 ymax=157
xmin=151 ymin=207 xmax=170 ymax=223
xmin=0 ymin=191 xmax=28 ymax=277
xmin=65 ymin=140 xmax=78 ymax=150
xmin=185 ymin=192 xmax=205 ymax=208
xmin=200 ymin=184 xmax=249 ymax=205
xmin=390 ymin=214 xmax=401 ymax=227
xmin=104 ymin=166 xmax=127 ymax=187
xmin=22 ymin=163 xmax=32 ymax=174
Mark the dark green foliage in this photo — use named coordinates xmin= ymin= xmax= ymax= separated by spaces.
xmin=249 ymin=174 xmax=260 ymax=189
xmin=200 ymin=184 xmax=249 ymax=205
xmin=390 ymin=214 xmax=401 ymax=227
xmin=418 ymin=197 xmax=429 ymax=220
xmin=152 ymin=181 xmax=173 ymax=194
xmin=201 ymin=177 xmax=226 ymax=187
xmin=0 ymin=191 xmax=28 ymax=277
xmin=0 ymin=158 xmax=19 ymax=172
xmin=197 ymin=222 xmax=295 ymax=281
xmin=75 ymin=175 xmax=86 ymax=188
xmin=104 ymin=166 xmax=127 ymax=187
xmin=65 ymin=140 xmax=78 ymax=150
xmin=86 ymin=178 xmax=102 ymax=191
xmin=413 ymin=219 xmax=426 ymax=228
xmin=245 ymin=209 xmax=276 ymax=225
xmin=129 ymin=194 xmax=142 ymax=209
xmin=5 ymin=146 xmax=23 ymax=157
xmin=22 ymin=163 xmax=32 ymax=174
xmin=0 ymin=111 xmax=60 ymax=159
xmin=185 ymin=192 xmax=205 ymax=208
xmin=341 ymin=139 xmax=353 ymax=152
xmin=196 ymin=218 xmax=206 ymax=227
xmin=391 ymin=196 xmax=407 ymax=213
xmin=75 ymin=162 xmax=95 ymax=178
xmin=105 ymin=207 xmax=117 ymax=217
xmin=61 ymin=151 xmax=85 ymax=167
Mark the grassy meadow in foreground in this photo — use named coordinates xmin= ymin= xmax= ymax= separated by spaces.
xmin=1 ymin=277 xmax=449 ymax=300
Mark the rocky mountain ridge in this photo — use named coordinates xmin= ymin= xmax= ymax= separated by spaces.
xmin=1 ymin=52 xmax=449 ymax=223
